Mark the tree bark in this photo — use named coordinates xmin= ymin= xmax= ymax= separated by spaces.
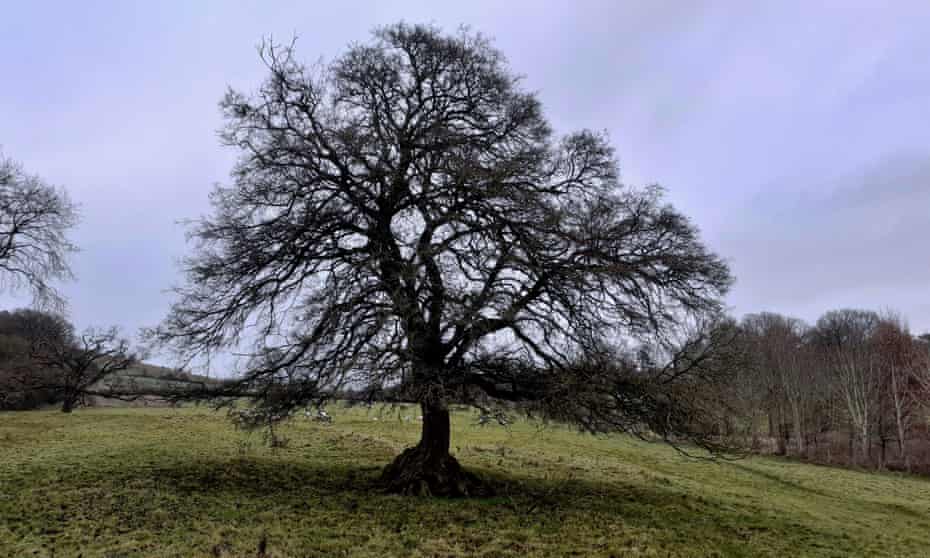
xmin=790 ymin=401 xmax=805 ymax=457
xmin=420 ymin=402 xmax=451 ymax=459
xmin=380 ymin=400 xmax=488 ymax=497
xmin=847 ymin=428 xmax=854 ymax=463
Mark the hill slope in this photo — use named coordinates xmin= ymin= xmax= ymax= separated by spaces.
xmin=87 ymin=362 xmax=224 ymax=407
xmin=1 ymin=405 xmax=929 ymax=557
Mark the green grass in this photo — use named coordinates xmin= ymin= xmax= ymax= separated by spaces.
xmin=2 ymin=406 xmax=929 ymax=557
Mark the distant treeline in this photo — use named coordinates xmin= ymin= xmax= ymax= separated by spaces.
xmin=718 ymin=309 xmax=930 ymax=473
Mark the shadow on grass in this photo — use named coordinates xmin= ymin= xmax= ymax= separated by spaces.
xmin=74 ymin=452 xmax=859 ymax=550
xmin=1 ymin=443 xmax=882 ymax=558
xmin=720 ymin=460 xmax=926 ymax=520
xmin=720 ymin=461 xmax=832 ymax=498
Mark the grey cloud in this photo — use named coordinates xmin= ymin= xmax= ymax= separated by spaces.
xmin=720 ymin=154 xmax=930 ymax=331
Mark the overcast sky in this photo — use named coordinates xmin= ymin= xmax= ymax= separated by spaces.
xmin=2 ymin=1 xmax=929 ymax=355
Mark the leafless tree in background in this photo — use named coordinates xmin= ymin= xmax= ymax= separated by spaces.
xmin=813 ymin=310 xmax=885 ymax=464
xmin=0 ymin=310 xmax=138 ymax=413
xmin=741 ymin=313 xmax=815 ymax=456
xmin=0 ymin=152 xmax=79 ymax=310
xmin=0 ymin=309 xmax=74 ymax=409
xmin=918 ymin=335 xmax=930 ymax=401
xmin=873 ymin=314 xmax=924 ymax=470
xmin=19 ymin=326 xmax=138 ymax=412
xmin=712 ymin=310 xmax=930 ymax=473
xmin=151 ymin=24 xmax=733 ymax=495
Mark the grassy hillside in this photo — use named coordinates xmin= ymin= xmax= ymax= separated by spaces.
xmin=86 ymin=362 xmax=224 ymax=408
xmin=1 ymin=406 xmax=929 ymax=557
xmin=109 ymin=361 xmax=223 ymax=387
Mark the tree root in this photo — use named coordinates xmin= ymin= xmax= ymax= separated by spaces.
xmin=380 ymin=445 xmax=492 ymax=497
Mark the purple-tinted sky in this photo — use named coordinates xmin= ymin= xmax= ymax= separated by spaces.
xmin=3 ymin=1 xmax=930 ymax=353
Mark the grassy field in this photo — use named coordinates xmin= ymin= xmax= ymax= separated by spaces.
xmin=2 ymin=406 xmax=929 ymax=557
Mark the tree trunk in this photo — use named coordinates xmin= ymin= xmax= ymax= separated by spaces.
xmin=898 ymin=436 xmax=910 ymax=472
xmin=862 ymin=426 xmax=871 ymax=465
xmin=772 ymin=410 xmax=787 ymax=455
xmin=791 ymin=406 xmax=805 ymax=457
xmin=61 ymin=394 xmax=76 ymax=413
xmin=847 ymin=429 xmax=854 ymax=463
xmin=380 ymin=401 xmax=488 ymax=497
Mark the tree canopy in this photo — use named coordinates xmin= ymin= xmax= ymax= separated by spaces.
xmin=153 ymin=24 xmax=734 ymax=495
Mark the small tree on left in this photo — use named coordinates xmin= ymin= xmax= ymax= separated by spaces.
xmin=0 ymin=310 xmax=139 ymax=412
xmin=0 ymin=309 xmax=69 ymax=409
xmin=0 ymin=153 xmax=134 ymax=412
xmin=28 ymin=327 xmax=138 ymax=412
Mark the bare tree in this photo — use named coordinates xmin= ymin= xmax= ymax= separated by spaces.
xmin=0 ymin=152 xmax=79 ymax=310
xmin=151 ymin=24 xmax=732 ymax=495
xmin=741 ymin=313 xmax=815 ymax=456
xmin=812 ymin=309 xmax=882 ymax=465
xmin=874 ymin=315 xmax=925 ymax=470
xmin=0 ymin=308 xmax=75 ymax=409
xmin=22 ymin=326 xmax=138 ymax=413
xmin=917 ymin=334 xmax=930 ymax=401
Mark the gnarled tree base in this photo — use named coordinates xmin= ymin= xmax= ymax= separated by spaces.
xmin=380 ymin=446 xmax=490 ymax=497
